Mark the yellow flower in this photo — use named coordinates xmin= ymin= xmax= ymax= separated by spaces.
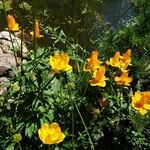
xmin=131 ymin=91 xmax=150 ymax=115
xmin=38 ymin=123 xmax=65 ymax=145
xmin=30 ymin=20 xmax=43 ymax=38
xmin=90 ymin=66 xmax=108 ymax=87
xmin=12 ymin=133 xmax=22 ymax=143
xmin=6 ymin=14 xmax=20 ymax=31
xmin=12 ymin=81 xmax=20 ymax=92
xmin=106 ymin=49 xmax=132 ymax=72
xmin=122 ymin=49 xmax=132 ymax=66
xmin=106 ymin=51 xmax=121 ymax=68
xmin=119 ymin=49 xmax=132 ymax=72
xmin=49 ymin=51 xmax=72 ymax=73
xmin=90 ymin=107 xmax=101 ymax=118
xmin=84 ymin=51 xmax=102 ymax=72
xmin=115 ymin=72 xmax=132 ymax=86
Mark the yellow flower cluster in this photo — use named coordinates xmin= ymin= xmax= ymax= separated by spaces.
xmin=131 ymin=91 xmax=150 ymax=115
xmin=83 ymin=49 xmax=132 ymax=87
xmin=5 ymin=14 xmax=43 ymax=38
xmin=84 ymin=51 xmax=108 ymax=87
xmin=107 ymin=49 xmax=132 ymax=86
xmin=38 ymin=123 xmax=65 ymax=145
xmin=83 ymin=50 xmax=150 ymax=116
xmin=106 ymin=49 xmax=132 ymax=72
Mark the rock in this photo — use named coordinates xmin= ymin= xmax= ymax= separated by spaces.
xmin=0 ymin=77 xmax=9 ymax=83
xmin=0 ymin=77 xmax=9 ymax=95
xmin=0 ymin=31 xmax=28 ymax=57
xmin=0 ymin=44 xmax=13 ymax=54
xmin=0 ymin=47 xmax=3 ymax=54
xmin=0 ymin=86 xmax=7 ymax=95
xmin=0 ymin=31 xmax=28 ymax=95
xmin=0 ymin=53 xmax=16 ymax=75
xmin=0 ymin=31 xmax=16 ymax=49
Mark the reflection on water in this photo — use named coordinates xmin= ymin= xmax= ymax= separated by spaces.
xmin=101 ymin=0 xmax=135 ymax=30
xmin=102 ymin=0 xmax=134 ymax=29
xmin=91 ymin=0 xmax=136 ymax=41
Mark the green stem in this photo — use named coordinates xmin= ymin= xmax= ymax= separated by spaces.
xmin=83 ymin=82 xmax=89 ymax=97
xmin=72 ymin=102 xmax=75 ymax=149
xmin=48 ymin=145 xmax=50 ymax=150
xmin=120 ymin=87 xmax=123 ymax=114
xmin=74 ymin=101 xmax=95 ymax=150
xmin=32 ymin=0 xmax=37 ymax=58
xmin=32 ymin=74 xmax=55 ymax=109
xmin=39 ymin=74 xmax=56 ymax=92
xmin=20 ymin=29 xmax=23 ymax=74
xmin=19 ymin=28 xmax=24 ymax=91
xmin=119 ymin=86 xmax=123 ymax=125
xmin=69 ymin=91 xmax=75 ymax=148
xmin=18 ymin=142 xmax=23 ymax=150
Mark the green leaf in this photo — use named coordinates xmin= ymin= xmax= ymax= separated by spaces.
xmin=45 ymin=109 xmax=54 ymax=122
xmin=5 ymin=143 xmax=15 ymax=150
xmin=50 ymin=78 xmax=61 ymax=94
xmin=25 ymin=123 xmax=37 ymax=138
xmin=19 ymin=2 xmax=31 ymax=11
xmin=38 ymin=106 xmax=46 ymax=113
xmin=0 ymin=0 xmax=12 ymax=11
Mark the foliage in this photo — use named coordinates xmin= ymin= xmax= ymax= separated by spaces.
xmin=7 ymin=0 xmax=103 ymax=49
xmin=98 ymin=0 xmax=150 ymax=91
xmin=0 ymin=0 xmax=12 ymax=11
xmin=0 ymin=0 xmax=150 ymax=150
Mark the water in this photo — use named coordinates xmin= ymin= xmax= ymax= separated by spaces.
xmin=90 ymin=0 xmax=136 ymax=43
xmin=100 ymin=0 xmax=135 ymax=30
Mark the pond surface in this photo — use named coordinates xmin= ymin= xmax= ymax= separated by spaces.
xmin=91 ymin=0 xmax=136 ymax=42
xmin=100 ymin=0 xmax=135 ymax=30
